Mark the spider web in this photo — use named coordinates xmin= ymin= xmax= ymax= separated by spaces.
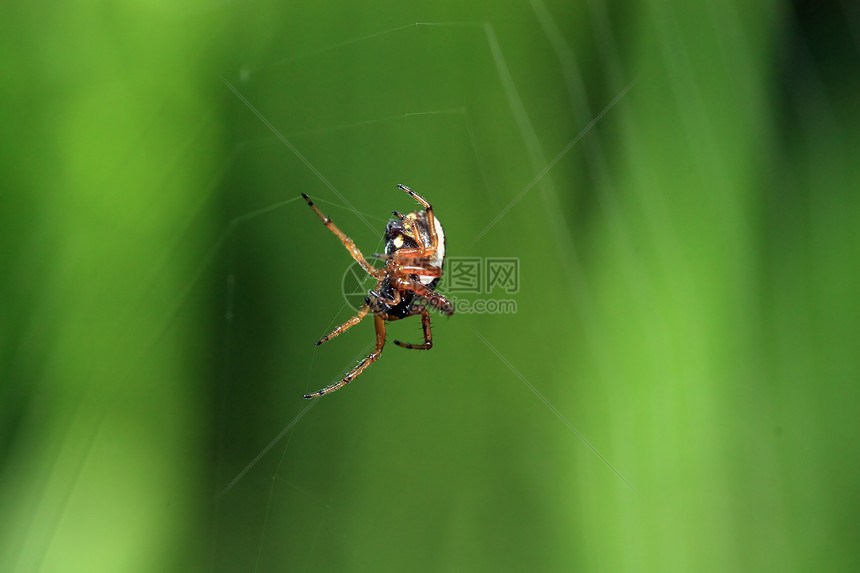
xmin=8 ymin=1 xmax=849 ymax=572
xmin=208 ymin=7 xmax=642 ymax=571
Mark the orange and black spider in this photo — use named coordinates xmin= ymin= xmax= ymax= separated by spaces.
xmin=301 ymin=184 xmax=453 ymax=399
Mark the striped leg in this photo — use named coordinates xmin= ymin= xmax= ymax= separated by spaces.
xmin=302 ymin=193 xmax=385 ymax=279
xmin=393 ymin=305 xmax=432 ymax=350
xmin=304 ymin=314 xmax=386 ymax=399
xmin=315 ymin=304 xmax=370 ymax=346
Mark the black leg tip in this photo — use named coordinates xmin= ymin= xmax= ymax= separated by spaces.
xmin=314 ymin=340 xmax=322 ymax=346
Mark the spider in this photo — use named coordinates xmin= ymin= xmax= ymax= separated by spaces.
xmin=301 ymin=184 xmax=453 ymax=399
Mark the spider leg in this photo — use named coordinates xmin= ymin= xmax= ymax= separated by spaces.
xmin=399 ymin=278 xmax=454 ymax=315
xmin=393 ymin=305 xmax=433 ymax=350
xmin=302 ymin=193 xmax=385 ymax=280
xmin=315 ymin=303 xmax=370 ymax=346
xmin=396 ymin=184 xmax=438 ymax=257
xmin=397 ymin=183 xmax=432 ymax=213
xmin=304 ymin=314 xmax=386 ymax=399
xmin=395 ymin=265 xmax=442 ymax=278
xmin=370 ymin=256 xmax=443 ymax=279
xmin=368 ymin=287 xmax=401 ymax=307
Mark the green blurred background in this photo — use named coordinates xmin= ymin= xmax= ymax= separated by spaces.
xmin=2 ymin=0 xmax=859 ymax=571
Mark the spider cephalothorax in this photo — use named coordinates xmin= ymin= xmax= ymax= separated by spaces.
xmin=301 ymin=184 xmax=453 ymax=398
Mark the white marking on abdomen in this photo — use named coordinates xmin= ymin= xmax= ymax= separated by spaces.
xmin=419 ymin=216 xmax=445 ymax=285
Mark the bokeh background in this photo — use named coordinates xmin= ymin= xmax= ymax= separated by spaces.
xmin=2 ymin=0 xmax=859 ymax=571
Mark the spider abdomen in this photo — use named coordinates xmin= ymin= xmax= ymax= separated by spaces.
xmin=384 ymin=211 xmax=446 ymax=287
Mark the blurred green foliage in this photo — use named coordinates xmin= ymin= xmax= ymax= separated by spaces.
xmin=1 ymin=1 xmax=859 ymax=571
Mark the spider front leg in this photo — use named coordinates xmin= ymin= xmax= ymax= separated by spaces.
xmin=372 ymin=255 xmax=444 ymax=287
xmin=304 ymin=314 xmax=386 ymax=399
xmin=314 ymin=303 xmax=369 ymax=346
xmin=393 ymin=305 xmax=432 ymax=350
xmin=395 ymin=184 xmax=439 ymax=258
xmin=398 ymin=278 xmax=454 ymax=315
xmin=397 ymin=184 xmax=434 ymax=228
xmin=302 ymin=193 xmax=385 ymax=280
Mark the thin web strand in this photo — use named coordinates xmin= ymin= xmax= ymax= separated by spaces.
xmin=216 ymin=340 xmax=377 ymax=499
xmin=220 ymin=76 xmax=377 ymax=236
xmin=281 ymin=108 xmax=465 ymax=140
xmin=262 ymin=23 xmax=419 ymax=71
xmin=216 ymin=400 xmax=319 ymax=499
xmin=470 ymin=77 xmax=638 ymax=246
xmin=470 ymin=326 xmax=639 ymax=496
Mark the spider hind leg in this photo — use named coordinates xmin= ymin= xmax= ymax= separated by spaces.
xmin=393 ymin=305 xmax=433 ymax=350
xmin=315 ymin=304 xmax=370 ymax=346
xmin=304 ymin=314 xmax=386 ymax=399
